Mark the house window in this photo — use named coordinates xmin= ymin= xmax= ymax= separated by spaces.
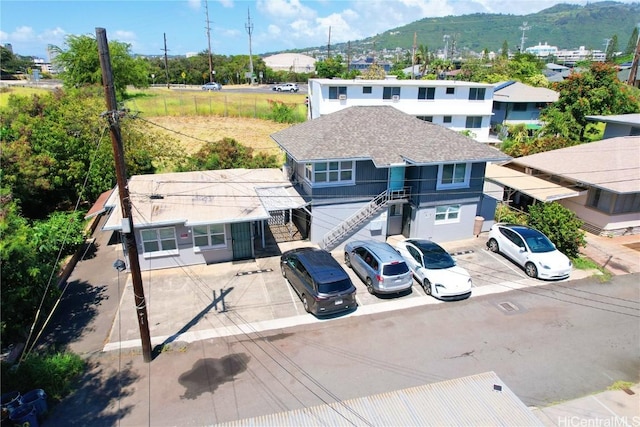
xmin=193 ymin=224 xmax=226 ymax=249
xmin=383 ymin=87 xmax=401 ymax=99
xmin=435 ymin=205 xmax=461 ymax=224
xmin=329 ymin=86 xmax=347 ymax=99
xmin=390 ymin=204 xmax=403 ymax=216
xmin=588 ymin=188 xmax=615 ymax=213
xmin=445 ymin=87 xmax=455 ymax=95
xmin=140 ymin=227 xmax=177 ymax=254
xmin=493 ymin=102 xmax=502 ymax=110
xmin=443 ymin=116 xmax=452 ymax=123
xmin=437 ymin=163 xmax=470 ymax=189
xmin=363 ymin=86 xmax=372 ymax=94
xmin=512 ymin=103 xmax=527 ymax=111
xmin=305 ymin=161 xmax=354 ymax=185
xmin=613 ymin=193 xmax=640 ymax=214
xmin=468 ymin=88 xmax=486 ymax=100
xmin=465 ymin=116 xmax=482 ymax=128
xmin=418 ymin=87 xmax=435 ymax=100
xmin=417 ymin=116 xmax=433 ymax=122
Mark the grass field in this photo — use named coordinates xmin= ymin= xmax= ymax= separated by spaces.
xmin=0 ymin=85 xmax=51 ymax=108
xmin=127 ymin=86 xmax=305 ymax=155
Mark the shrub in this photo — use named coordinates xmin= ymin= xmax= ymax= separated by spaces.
xmin=527 ymin=202 xmax=586 ymax=258
xmin=1 ymin=351 xmax=85 ymax=402
xmin=494 ymin=203 xmax=527 ymax=224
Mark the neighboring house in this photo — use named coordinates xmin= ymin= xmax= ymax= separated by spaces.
xmin=349 ymin=57 xmax=392 ymax=73
xmin=491 ymin=81 xmax=559 ymax=133
xmin=271 ymin=106 xmax=509 ymax=250
xmin=306 ymin=77 xmax=499 ymax=143
xmin=586 ymin=113 xmax=640 ymax=139
xmin=484 ymin=136 xmax=640 ymax=236
xmin=101 ymin=169 xmax=306 ymax=271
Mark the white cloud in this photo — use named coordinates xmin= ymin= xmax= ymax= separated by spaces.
xmin=217 ymin=0 xmax=234 ymax=7
xmin=187 ymin=0 xmax=200 ymax=10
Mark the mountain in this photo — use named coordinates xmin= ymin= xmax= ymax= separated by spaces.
xmin=280 ymin=1 xmax=640 ymax=57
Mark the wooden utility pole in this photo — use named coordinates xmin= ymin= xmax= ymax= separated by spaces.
xmin=205 ymin=0 xmax=214 ymax=83
xmin=411 ymin=32 xmax=417 ymax=80
xmin=96 ymin=27 xmax=153 ymax=363
xmin=327 ymin=26 xmax=331 ymax=59
xmin=627 ymin=31 xmax=640 ymax=86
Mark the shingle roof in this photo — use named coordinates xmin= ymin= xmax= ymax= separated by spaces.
xmin=271 ymin=106 xmax=508 ymax=167
xmin=509 ymin=136 xmax=640 ymax=194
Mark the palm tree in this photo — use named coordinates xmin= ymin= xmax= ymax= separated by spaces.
xmin=415 ymin=44 xmax=430 ymax=77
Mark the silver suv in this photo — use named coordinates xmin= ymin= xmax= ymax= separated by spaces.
xmin=344 ymin=240 xmax=413 ymax=295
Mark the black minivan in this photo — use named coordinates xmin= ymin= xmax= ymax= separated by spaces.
xmin=280 ymin=247 xmax=357 ymax=316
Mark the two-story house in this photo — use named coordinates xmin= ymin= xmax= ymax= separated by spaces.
xmin=272 ymin=106 xmax=509 ymax=250
xmin=306 ymin=78 xmax=499 ymax=143
xmin=491 ymin=81 xmax=559 ymax=133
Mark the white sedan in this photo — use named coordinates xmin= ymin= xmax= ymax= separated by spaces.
xmin=487 ymin=223 xmax=572 ymax=280
xmin=395 ymin=239 xmax=472 ymax=300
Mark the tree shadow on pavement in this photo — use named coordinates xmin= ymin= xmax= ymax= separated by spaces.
xmin=42 ymin=357 xmax=139 ymax=427
xmin=37 ymin=280 xmax=108 ymax=351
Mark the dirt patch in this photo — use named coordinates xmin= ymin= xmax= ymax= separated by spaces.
xmin=144 ymin=116 xmax=290 ymax=155
xmin=623 ymin=242 xmax=640 ymax=252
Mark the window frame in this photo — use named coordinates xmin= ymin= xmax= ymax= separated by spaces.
xmin=434 ymin=205 xmax=461 ymax=224
xmin=465 ymin=116 xmax=483 ymax=128
xmin=140 ymin=227 xmax=178 ymax=258
xmin=328 ymin=86 xmax=347 ymax=99
xmin=436 ymin=162 xmax=471 ymax=190
xmin=418 ymin=87 xmax=435 ymax=100
xmin=192 ymin=223 xmax=227 ymax=251
xmin=383 ymin=86 xmax=401 ymax=100
xmin=443 ymin=116 xmax=452 ymax=124
xmin=304 ymin=160 xmax=355 ymax=187
xmin=362 ymin=86 xmax=372 ymax=94
xmin=445 ymin=87 xmax=455 ymax=95
xmin=468 ymin=87 xmax=486 ymax=100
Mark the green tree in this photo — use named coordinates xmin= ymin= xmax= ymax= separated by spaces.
xmin=360 ymin=63 xmax=386 ymax=79
xmin=1 ymin=87 xmax=182 ymax=218
xmin=605 ymin=35 xmax=618 ymax=62
xmin=501 ymin=40 xmax=509 ymax=58
xmin=0 ymin=189 xmax=86 ymax=344
xmin=51 ymin=34 xmax=149 ymax=99
xmin=180 ymin=138 xmax=280 ymax=171
xmin=415 ymin=44 xmax=431 ymax=76
xmin=625 ymin=26 xmax=639 ymax=55
xmin=542 ymin=62 xmax=640 ymax=141
xmin=315 ymin=55 xmax=346 ymax=78
xmin=527 ymin=202 xmax=586 ymax=258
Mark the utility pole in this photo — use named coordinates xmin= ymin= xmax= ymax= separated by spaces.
xmin=327 ymin=26 xmax=331 ymax=59
xmin=411 ymin=31 xmax=417 ymax=80
xmin=162 ymin=33 xmax=170 ymax=89
xmin=347 ymin=41 xmax=351 ymax=73
xmin=96 ymin=27 xmax=153 ymax=363
xmin=205 ymin=0 xmax=214 ymax=83
xmin=245 ymin=7 xmax=254 ymax=84
xmin=627 ymin=29 xmax=640 ymax=86
xmin=443 ymin=35 xmax=450 ymax=60
xmin=519 ymin=21 xmax=530 ymax=53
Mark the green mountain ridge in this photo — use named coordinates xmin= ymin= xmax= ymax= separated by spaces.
xmin=270 ymin=1 xmax=640 ymax=57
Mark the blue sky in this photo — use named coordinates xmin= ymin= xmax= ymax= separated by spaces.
xmin=1 ymin=0 xmax=635 ymax=59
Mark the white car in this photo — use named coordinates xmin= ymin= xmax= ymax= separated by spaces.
xmin=272 ymin=83 xmax=299 ymax=92
xmin=395 ymin=239 xmax=472 ymax=300
xmin=202 ymin=82 xmax=222 ymax=91
xmin=487 ymin=223 xmax=572 ymax=280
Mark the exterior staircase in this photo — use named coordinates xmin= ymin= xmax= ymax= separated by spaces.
xmin=320 ymin=188 xmax=410 ymax=251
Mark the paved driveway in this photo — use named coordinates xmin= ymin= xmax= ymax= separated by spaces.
xmin=105 ymin=235 xmax=587 ymax=352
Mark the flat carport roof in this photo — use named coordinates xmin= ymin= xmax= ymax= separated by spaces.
xmin=485 ymin=163 xmax=581 ymax=202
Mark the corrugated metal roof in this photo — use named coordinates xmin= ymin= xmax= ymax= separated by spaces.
xmin=255 ymin=185 xmax=308 ymax=211
xmin=214 ymin=371 xmax=542 ymax=426
xmin=485 ymin=163 xmax=581 ymax=202
xmin=103 ymin=169 xmax=299 ymax=231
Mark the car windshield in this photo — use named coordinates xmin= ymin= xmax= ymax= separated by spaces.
xmin=318 ymin=278 xmax=352 ymax=294
xmin=524 ymin=235 xmax=556 ymax=253
xmin=422 ymin=249 xmax=456 ymax=269
xmin=382 ymin=262 xmax=410 ymax=276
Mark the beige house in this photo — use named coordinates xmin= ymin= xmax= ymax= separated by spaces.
xmin=485 ymin=136 xmax=640 ymax=236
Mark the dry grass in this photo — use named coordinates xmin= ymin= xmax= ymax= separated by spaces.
xmin=143 ymin=115 xmax=291 ymax=156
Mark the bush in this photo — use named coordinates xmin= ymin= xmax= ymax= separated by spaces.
xmin=527 ymin=202 xmax=586 ymax=258
xmin=267 ymin=99 xmax=298 ymax=123
xmin=1 ymin=351 xmax=85 ymax=403
xmin=494 ymin=203 xmax=527 ymax=224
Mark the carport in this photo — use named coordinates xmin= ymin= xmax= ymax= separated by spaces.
xmin=485 ymin=163 xmax=581 ymax=205
xmin=256 ymin=185 xmax=308 ymax=243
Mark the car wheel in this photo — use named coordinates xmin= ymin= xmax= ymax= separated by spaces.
xmin=344 ymin=253 xmax=351 ymax=268
xmin=277 ymin=88 xmax=282 ymax=92
xmin=525 ymin=262 xmax=538 ymax=278
xmin=302 ymin=295 xmax=310 ymax=313
xmin=366 ymin=278 xmax=374 ymax=295
xmin=422 ymin=279 xmax=432 ymax=296
xmin=488 ymin=238 xmax=499 ymax=253
xmin=290 ymin=89 xmax=295 ymax=92
xmin=280 ymin=264 xmax=287 ymax=278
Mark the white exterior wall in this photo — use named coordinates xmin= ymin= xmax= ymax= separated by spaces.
xmin=411 ymin=203 xmax=479 ymax=243
xmin=308 ymin=79 xmax=494 ymax=142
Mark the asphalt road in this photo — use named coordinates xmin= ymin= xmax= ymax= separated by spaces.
xmin=43 ymin=273 xmax=639 ymax=426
